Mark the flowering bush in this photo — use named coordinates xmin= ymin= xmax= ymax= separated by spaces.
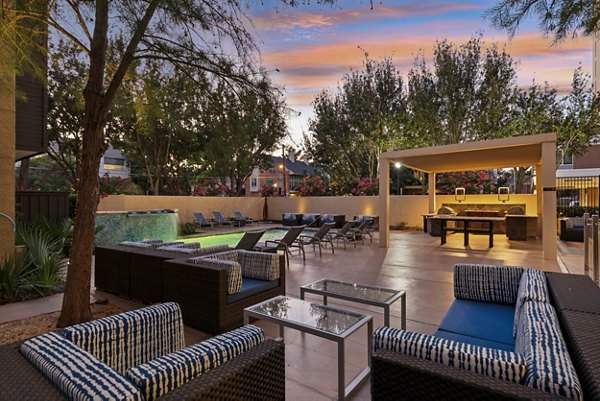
xmin=436 ymin=171 xmax=496 ymax=194
xmin=299 ymin=175 xmax=330 ymax=196
xmin=259 ymin=184 xmax=276 ymax=198
xmin=98 ymin=174 xmax=142 ymax=198
xmin=351 ymin=177 xmax=379 ymax=196
xmin=191 ymin=178 xmax=229 ymax=196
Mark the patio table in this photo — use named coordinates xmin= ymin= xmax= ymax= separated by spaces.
xmin=432 ymin=215 xmax=506 ymax=248
xmin=244 ymin=295 xmax=372 ymax=401
xmin=300 ymin=278 xmax=406 ymax=328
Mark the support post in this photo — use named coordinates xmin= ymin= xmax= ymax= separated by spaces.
xmin=540 ymin=142 xmax=557 ymax=260
xmin=428 ymin=172 xmax=436 ymax=213
xmin=584 ymin=212 xmax=590 ymax=277
xmin=379 ymin=156 xmax=390 ymax=248
xmin=535 ymin=163 xmax=543 ymax=237
xmin=593 ymin=215 xmax=599 ymax=285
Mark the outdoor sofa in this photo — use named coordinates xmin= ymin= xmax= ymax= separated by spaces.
xmin=371 ymin=264 xmax=600 ymax=400
xmin=2 ymin=303 xmax=285 ymax=401
xmin=94 ymin=241 xmax=230 ymax=301
xmin=559 ymin=217 xmax=585 ymax=242
xmin=163 ymin=250 xmax=285 ymax=334
xmin=282 ymin=212 xmax=303 ymax=226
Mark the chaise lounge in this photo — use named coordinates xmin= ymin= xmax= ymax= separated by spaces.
xmin=2 ymin=303 xmax=285 ymax=400
xmin=371 ymin=264 xmax=600 ymax=400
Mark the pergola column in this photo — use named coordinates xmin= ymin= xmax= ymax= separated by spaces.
xmin=379 ymin=156 xmax=390 ymax=248
xmin=428 ymin=172 xmax=436 ymax=213
xmin=541 ymin=141 xmax=557 ymax=260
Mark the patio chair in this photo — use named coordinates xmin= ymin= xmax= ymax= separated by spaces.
xmin=291 ymin=222 xmax=335 ymax=259
xmin=234 ymin=211 xmax=254 ymax=225
xmin=327 ymin=220 xmax=358 ymax=250
xmin=349 ymin=219 xmax=370 ymax=245
xmin=194 ymin=212 xmax=214 ymax=228
xmin=254 ymin=225 xmax=306 ymax=266
xmin=235 ymin=230 xmax=265 ymax=250
xmin=212 ymin=210 xmax=237 ymax=227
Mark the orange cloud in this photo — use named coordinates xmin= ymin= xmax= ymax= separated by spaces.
xmin=254 ymin=2 xmax=482 ymax=31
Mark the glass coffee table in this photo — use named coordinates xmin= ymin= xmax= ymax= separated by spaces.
xmin=244 ymin=295 xmax=372 ymax=401
xmin=300 ymin=279 xmax=406 ymax=328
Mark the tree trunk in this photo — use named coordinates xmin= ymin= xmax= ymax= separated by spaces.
xmin=58 ymin=0 xmax=109 ymax=327
xmin=17 ymin=158 xmax=29 ymax=190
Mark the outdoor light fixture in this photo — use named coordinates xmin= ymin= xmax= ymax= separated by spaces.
xmin=498 ymin=186 xmax=510 ymax=203
xmin=455 ymin=187 xmax=466 ymax=203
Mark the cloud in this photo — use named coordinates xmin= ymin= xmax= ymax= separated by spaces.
xmin=253 ymin=2 xmax=482 ymax=32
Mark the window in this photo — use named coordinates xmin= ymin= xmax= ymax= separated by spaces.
xmin=103 ymin=157 xmax=126 ymax=170
xmin=250 ymin=177 xmax=258 ymax=188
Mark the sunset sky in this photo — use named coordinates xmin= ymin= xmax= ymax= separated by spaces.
xmin=247 ymin=0 xmax=592 ymax=146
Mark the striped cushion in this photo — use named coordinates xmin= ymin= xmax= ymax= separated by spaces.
xmin=62 ymin=303 xmax=185 ymax=374
xmin=20 ymin=332 xmax=143 ymax=401
xmin=513 ymin=269 xmax=549 ymax=337
xmin=187 ymin=257 xmax=242 ymax=294
xmin=565 ymin=218 xmax=585 ymax=229
xmin=126 ymin=325 xmax=265 ymax=401
xmin=454 ymin=264 xmax=523 ymax=304
xmin=515 ymin=302 xmax=582 ymax=400
xmin=157 ymin=242 xmax=200 ymax=250
xmin=192 ymin=244 xmax=231 ymax=256
xmin=374 ymin=326 xmax=526 ymax=384
xmin=238 ymin=251 xmax=280 ymax=280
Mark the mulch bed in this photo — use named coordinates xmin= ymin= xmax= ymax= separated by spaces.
xmin=0 ymin=302 xmax=125 ymax=346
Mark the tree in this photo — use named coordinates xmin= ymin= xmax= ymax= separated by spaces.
xmin=406 ymin=36 xmax=518 ymax=145
xmin=1 ymin=0 xmax=335 ymax=326
xmin=113 ymin=60 xmax=204 ymax=195
xmin=486 ymin=0 xmax=599 ymax=42
xmin=201 ymin=76 xmax=287 ymax=196
xmin=306 ymin=57 xmax=406 ymax=186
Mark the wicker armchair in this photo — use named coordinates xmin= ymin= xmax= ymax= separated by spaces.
xmin=3 ymin=303 xmax=285 ymax=401
xmin=163 ymin=251 xmax=285 ymax=334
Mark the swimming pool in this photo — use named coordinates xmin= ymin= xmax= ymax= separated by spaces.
xmin=179 ymin=228 xmax=293 ymax=248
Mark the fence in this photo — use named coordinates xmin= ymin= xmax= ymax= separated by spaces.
xmin=15 ymin=191 xmax=70 ymax=222
xmin=557 ymin=175 xmax=600 ymax=216
xmin=583 ymin=213 xmax=600 ymax=285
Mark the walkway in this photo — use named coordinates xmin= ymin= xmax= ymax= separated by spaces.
xmin=0 ymin=230 xmax=585 ymax=400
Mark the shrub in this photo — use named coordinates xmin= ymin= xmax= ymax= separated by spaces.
xmin=180 ymin=222 xmax=197 ymax=235
xmin=351 ymin=177 xmax=379 ymax=196
xmin=191 ymin=178 xmax=229 ymax=196
xmin=558 ymin=206 xmax=600 ymax=217
xmin=99 ymin=174 xmax=143 ymax=198
xmin=299 ymin=175 xmax=330 ymax=196
xmin=436 ymin=171 xmax=495 ymax=194
xmin=391 ymin=221 xmax=407 ymax=230
xmin=0 ymin=254 xmax=28 ymax=303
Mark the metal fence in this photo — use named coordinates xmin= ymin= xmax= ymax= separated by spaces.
xmin=583 ymin=213 xmax=600 ymax=285
xmin=556 ymin=175 xmax=600 ymax=216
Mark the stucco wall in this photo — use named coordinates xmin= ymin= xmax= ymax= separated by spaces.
xmin=98 ymin=193 xmax=539 ymax=229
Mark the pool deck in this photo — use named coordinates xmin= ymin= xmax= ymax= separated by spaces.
xmin=0 ymin=228 xmax=586 ymax=400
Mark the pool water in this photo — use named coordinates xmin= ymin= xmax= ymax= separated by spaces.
xmin=179 ymin=228 xmax=297 ymax=248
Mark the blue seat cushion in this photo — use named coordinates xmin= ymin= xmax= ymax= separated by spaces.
xmin=438 ymin=299 xmax=515 ymax=347
xmin=227 ymin=277 xmax=278 ymax=303
xmin=434 ymin=330 xmax=514 ymax=352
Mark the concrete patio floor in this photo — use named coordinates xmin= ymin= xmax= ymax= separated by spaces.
xmin=0 ymin=229 xmax=586 ymax=400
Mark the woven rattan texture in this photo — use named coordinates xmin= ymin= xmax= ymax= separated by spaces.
xmin=0 ymin=339 xmax=284 ymax=401
xmin=546 ymin=273 xmax=600 ymax=314
xmin=371 ymin=349 xmax=568 ymax=401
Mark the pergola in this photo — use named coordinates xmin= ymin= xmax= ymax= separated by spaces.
xmin=378 ymin=133 xmax=558 ymax=260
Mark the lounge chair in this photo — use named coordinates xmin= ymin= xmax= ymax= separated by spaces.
xmin=327 ymin=220 xmax=358 ymax=250
xmin=235 ymin=230 xmax=265 ymax=250
xmin=212 ymin=210 xmax=237 ymax=226
xmin=234 ymin=211 xmax=254 ymax=225
xmin=291 ymin=222 xmax=335 ymax=259
xmin=254 ymin=225 xmax=306 ymax=266
xmin=194 ymin=212 xmax=214 ymax=228
xmin=348 ymin=219 xmax=370 ymax=245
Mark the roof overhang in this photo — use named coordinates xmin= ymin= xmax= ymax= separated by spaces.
xmin=380 ymin=133 xmax=556 ymax=173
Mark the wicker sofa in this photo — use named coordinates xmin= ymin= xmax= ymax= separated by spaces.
xmin=372 ymin=264 xmax=600 ymax=401
xmin=3 ymin=303 xmax=285 ymax=401
xmin=559 ymin=217 xmax=585 ymax=242
xmin=94 ymin=242 xmax=230 ymax=301
xmin=163 ymin=250 xmax=286 ymax=334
